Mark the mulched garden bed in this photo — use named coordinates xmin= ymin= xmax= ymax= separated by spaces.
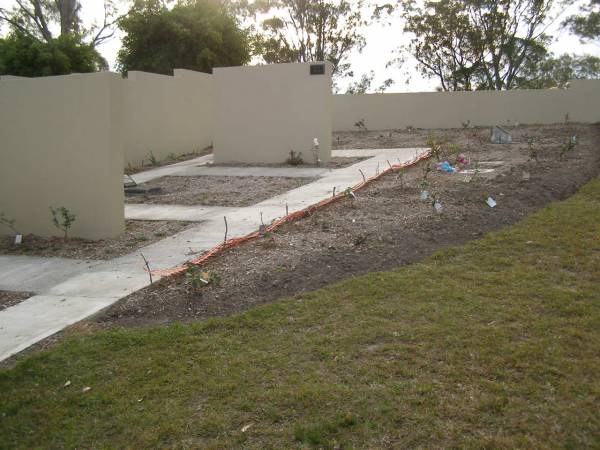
xmin=211 ymin=156 xmax=368 ymax=169
xmin=124 ymin=147 xmax=213 ymax=175
xmin=125 ymin=175 xmax=318 ymax=207
xmin=94 ymin=123 xmax=600 ymax=328
xmin=0 ymin=220 xmax=192 ymax=260
xmin=0 ymin=291 xmax=33 ymax=312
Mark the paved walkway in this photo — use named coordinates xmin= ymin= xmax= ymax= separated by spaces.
xmin=0 ymin=148 xmax=428 ymax=362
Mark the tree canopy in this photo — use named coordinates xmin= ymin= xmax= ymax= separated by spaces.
xmin=563 ymin=0 xmax=600 ymax=41
xmin=244 ymin=0 xmax=367 ymax=81
xmin=117 ymin=0 xmax=251 ymax=75
xmin=0 ymin=0 xmax=115 ymax=76
xmin=398 ymin=0 xmax=557 ymax=91
xmin=0 ymin=32 xmax=106 ymax=77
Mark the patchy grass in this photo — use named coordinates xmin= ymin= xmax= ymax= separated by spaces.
xmin=2 ymin=177 xmax=600 ymax=448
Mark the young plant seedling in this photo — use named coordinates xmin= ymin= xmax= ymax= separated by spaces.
xmin=50 ymin=206 xmax=76 ymax=240
xmin=397 ymin=169 xmax=405 ymax=189
xmin=419 ymin=179 xmax=430 ymax=201
xmin=527 ymin=137 xmax=538 ymax=162
xmin=426 ymin=136 xmax=443 ymax=161
xmin=0 ymin=212 xmax=18 ymax=235
xmin=286 ymin=150 xmax=304 ymax=166
xmin=148 ymin=151 xmax=159 ymax=166
xmin=354 ymin=119 xmax=368 ymax=132
xmin=186 ymin=265 xmax=220 ymax=290
xmin=431 ymin=192 xmax=443 ymax=213
xmin=560 ymin=135 xmax=577 ymax=160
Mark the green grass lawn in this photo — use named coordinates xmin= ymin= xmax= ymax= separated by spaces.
xmin=2 ymin=177 xmax=600 ymax=449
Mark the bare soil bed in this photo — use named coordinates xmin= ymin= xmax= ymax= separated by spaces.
xmin=124 ymin=147 xmax=212 ymax=175
xmin=0 ymin=291 xmax=32 ymax=312
xmin=92 ymin=124 xmax=600 ymax=328
xmin=0 ymin=220 xmax=192 ymax=260
xmin=125 ymin=175 xmax=318 ymax=207
xmin=211 ymin=155 xmax=368 ymax=169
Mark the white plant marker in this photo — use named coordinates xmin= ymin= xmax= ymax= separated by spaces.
xmin=434 ymin=201 xmax=443 ymax=213
xmin=420 ymin=190 xmax=429 ymax=201
xmin=14 ymin=234 xmax=22 ymax=245
xmin=486 ymin=197 xmax=497 ymax=208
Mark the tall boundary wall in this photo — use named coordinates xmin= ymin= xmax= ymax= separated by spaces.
xmin=332 ymin=80 xmax=600 ymax=131
xmin=122 ymin=69 xmax=213 ymax=167
xmin=0 ymin=72 xmax=125 ymax=239
xmin=213 ymin=62 xmax=332 ymax=165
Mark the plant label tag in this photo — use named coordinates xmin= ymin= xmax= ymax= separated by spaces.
xmin=14 ymin=234 xmax=22 ymax=245
xmin=434 ymin=202 xmax=443 ymax=213
xmin=486 ymin=197 xmax=497 ymax=208
xmin=420 ymin=190 xmax=429 ymax=201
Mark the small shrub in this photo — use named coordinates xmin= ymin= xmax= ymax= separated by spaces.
xmin=148 ymin=151 xmax=158 ymax=166
xmin=354 ymin=118 xmax=368 ymax=132
xmin=0 ymin=212 xmax=18 ymax=235
xmin=560 ymin=135 xmax=577 ymax=160
xmin=186 ymin=265 xmax=220 ymax=290
xmin=286 ymin=150 xmax=304 ymax=166
xmin=49 ymin=206 xmax=76 ymax=240
xmin=527 ymin=138 xmax=538 ymax=161
xmin=353 ymin=233 xmax=368 ymax=246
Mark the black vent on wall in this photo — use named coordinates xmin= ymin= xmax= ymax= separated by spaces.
xmin=310 ymin=64 xmax=325 ymax=75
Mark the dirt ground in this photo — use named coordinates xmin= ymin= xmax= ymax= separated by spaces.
xmin=95 ymin=123 xmax=600 ymax=328
xmin=125 ymin=175 xmax=317 ymax=207
xmin=212 ymin=156 xmax=368 ymax=169
xmin=0 ymin=220 xmax=192 ymax=260
xmin=0 ymin=291 xmax=32 ymax=312
xmin=124 ymin=147 xmax=213 ymax=175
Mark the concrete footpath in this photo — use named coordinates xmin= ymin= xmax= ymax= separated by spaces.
xmin=0 ymin=148 xmax=427 ymax=362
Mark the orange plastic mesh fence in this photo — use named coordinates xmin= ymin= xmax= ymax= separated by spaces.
xmin=149 ymin=150 xmax=431 ymax=278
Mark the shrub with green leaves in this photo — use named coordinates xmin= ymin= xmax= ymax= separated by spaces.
xmin=0 ymin=212 xmax=18 ymax=235
xmin=49 ymin=207 xmax=76 ymax=240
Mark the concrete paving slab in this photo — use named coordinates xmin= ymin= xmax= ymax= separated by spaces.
xmin=125 ymin=203 xmax=231 ymax=222
xmin=0 ymin=295 xmax=117 ymax=362
xmin=0 ymin=255 xmax=100 ymax=293
xmin=129 ymin=154 xmax=213 ymax=184
xmin=173 ymin=165 xmax=329 ymax=178
xmin=45 ymin=270 xmax=150 ymax=298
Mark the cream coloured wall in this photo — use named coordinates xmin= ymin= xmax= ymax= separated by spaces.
xmin=213 ymin=62 xmax=332 ymax=164
xmin=333 ymin=79 xmax=600 ymax=131
xmin=0 ymin=72 xmax=125 ymax=239
xmin=121 ymin=69 xmax=213 ymax=168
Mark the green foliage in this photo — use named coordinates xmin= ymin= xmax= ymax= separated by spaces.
xmin=251 ymin=0 xmax=367 ymax=81
xmin=345 ymin=70 xmax=393 ymax=94
xmin=117 ymin=0 xmax=251 ymax=75
xmin=563 ymin=0 xmax=600 ymax=41
xmin=148 ymin=151 xmax=158 ymax=166
xmin=0 ymin=212 xmax=18 ymax=235
xmin=560 ymin=135 xmax=578 ymax=160
xmin=0 ymin=33 xmax=106 ymax=77
xmin=527 ymin=137 xmax=539 ymax=161
xmin=49 ymin=206 xmax=76 ymax=240
xmin=353 ymin=118 xmax=368 ymax=132
xmin=186 ymin=265 xmax=220 ymax=290
xmin=286 ymin=150 xmax=304 ymax=166
xmin=517 ymin=53 xmax=600 ymax=89
xmin=399 ymin=0 xmax=555 ymax=91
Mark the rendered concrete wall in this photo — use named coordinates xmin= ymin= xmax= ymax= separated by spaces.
xmin=0 ymin=72 xmax=125 ymax=239
xmin=333 ymin=79 xmax=600 ymax=131
xmin=122 ymin=69 xmax=213 ymax=168
xmin=213 ymin=62 xmax=332 ymax=164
